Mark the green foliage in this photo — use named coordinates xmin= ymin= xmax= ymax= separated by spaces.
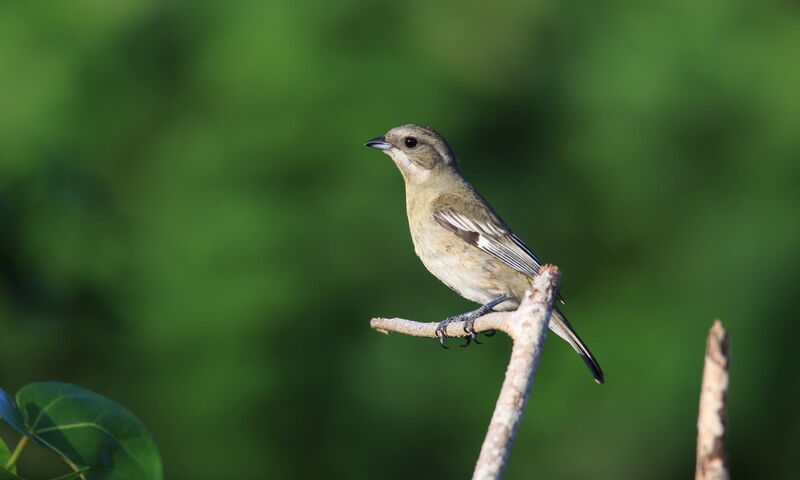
xmin=0 ymin=1 xmax=798 ymax=479
xmin=0 ymin=436 xmax=14 ymax=475
xmin=0 ymin=466 xmax=23 ymax=480
xmin=0 ymin=465 xmax=89 ymax=480
xmin=47 ymin=468 xmax=91 ymax=480
xmin=0 ymin=383 xmax=161 ymax=480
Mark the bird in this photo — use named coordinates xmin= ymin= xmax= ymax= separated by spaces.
xmin=364 ymin=124 xmax=604 ymax=384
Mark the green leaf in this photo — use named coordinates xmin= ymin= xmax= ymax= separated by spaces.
xmin=0 ymin=389 xmax=26 ymax=437
xmin=0 ymin=465 xmax=24 ymax=480
xmin=0 ymin=437 xmax=11 ymax=471
xmin=47 ymin=467 xmax=90 ymax=480
xmin=0 ymin=436 xmax=17 ymax=475
xmin=14 ymin=382 xmax=162 ymax=480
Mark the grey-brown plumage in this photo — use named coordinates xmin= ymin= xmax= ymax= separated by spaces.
xmin=365 ymin=124 xmax=604 ymax=384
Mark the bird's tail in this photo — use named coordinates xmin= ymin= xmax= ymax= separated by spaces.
xmin=549 ymin=308 xmax=604 ymax=384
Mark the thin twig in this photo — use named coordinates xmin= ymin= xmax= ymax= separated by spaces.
xmin=370 ymin=265 xmax=561 ymax=480
xmin=4 ymin=435 xmax=29 ymax=470
xmin=695 ymin=320 xmax=731 ymax=480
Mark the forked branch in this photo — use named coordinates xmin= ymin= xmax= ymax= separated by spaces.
xmin=370 ymin=265 xmax=561 ymax=480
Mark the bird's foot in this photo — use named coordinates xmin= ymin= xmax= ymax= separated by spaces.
xmin=435 ymin=312 xmax=469 ymax=349
xmin=435 ymin=296 xmax=512 ymax=348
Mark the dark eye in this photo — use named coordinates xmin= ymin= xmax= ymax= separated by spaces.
xmin=404 ymin=137 xmax=418 ymax=148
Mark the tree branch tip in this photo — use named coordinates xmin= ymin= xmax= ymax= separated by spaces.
xmin=369 ymin=318 xmax=390 ymax=334
xmin=709 ymin=320 xmax=728 ymax=343
xmin=539 ymin=263 xmax=559 ymax=273
xmin=706 ymin=320 xmax=730 ymax=366
xmin=709 ymin=319 xmax=726 ymax=335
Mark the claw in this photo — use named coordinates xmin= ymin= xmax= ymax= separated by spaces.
xmin=436 ymin=322 xmax=450 ymax=349
xmin=434 ymin=296 xmax=512 ymax=349
xmin=462 ymin=319 xmax=482 ymax=345
xmin=463 ymin=320 xmax=473 ymax=335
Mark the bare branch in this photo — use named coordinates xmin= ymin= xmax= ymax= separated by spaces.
xmin=370 ymin=311 xmax=507 ymax=338
xmin=370 ymin=265 xmax=561 ymax=480
xmin=695 ymin=320 xmax=731 ymax=480
xmin=472 ymin=266 xmax=560 ymax=480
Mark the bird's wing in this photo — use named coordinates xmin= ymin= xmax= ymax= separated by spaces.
xmin=432 ymin=201 xmax=566 ymax=303
xmin=432 ymin=203 xmax=544 ymax=278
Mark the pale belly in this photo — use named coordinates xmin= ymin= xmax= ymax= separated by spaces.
xmin=409 ymin=218 xmax=530 ymax=309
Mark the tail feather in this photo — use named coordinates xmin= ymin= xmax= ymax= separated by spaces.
xmin=549 ymin=309 xmax=604 ymax=384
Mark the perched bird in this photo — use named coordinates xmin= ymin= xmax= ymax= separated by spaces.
xmin=364 ymin=124 xmax=604 ymax=384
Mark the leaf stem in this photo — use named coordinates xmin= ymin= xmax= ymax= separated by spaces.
xmin=4 ymin=435 xmax=29 ymax=470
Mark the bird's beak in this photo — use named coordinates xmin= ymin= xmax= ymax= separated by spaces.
xmin=364 ymin=136 xmax=392 ymax=150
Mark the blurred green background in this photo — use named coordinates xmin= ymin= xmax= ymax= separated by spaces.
xmin=1 ymin=1 xmax=798 ymax=478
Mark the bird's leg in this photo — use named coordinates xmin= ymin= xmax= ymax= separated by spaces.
xmin=460 ymin=296 xmax=513 ymax=347
xmin=435 ymin=296 xmax=512 ymax=348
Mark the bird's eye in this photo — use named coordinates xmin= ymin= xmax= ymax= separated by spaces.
xmin=404 ymin=137 xmax=418 ymax=148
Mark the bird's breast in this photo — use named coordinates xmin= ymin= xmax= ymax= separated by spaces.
xmin=407 ymin=210 xmax=527 ymax=308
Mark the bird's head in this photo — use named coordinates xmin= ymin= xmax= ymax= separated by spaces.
xmin=364 ymin=124 xmax=459 ymax=185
